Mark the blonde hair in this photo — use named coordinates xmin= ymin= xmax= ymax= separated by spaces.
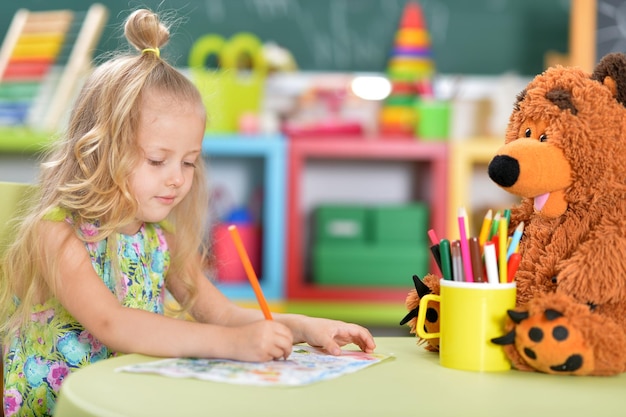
xmin=0 ymin=9 xmax=209 ymax=341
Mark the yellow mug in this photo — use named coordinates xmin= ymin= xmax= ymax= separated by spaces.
xmin=416 ymin=279 xmax=516 ymax=372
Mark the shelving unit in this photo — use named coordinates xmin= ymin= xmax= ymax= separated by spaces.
xmin=285 ymin=138 xmax=448 ymax=309
xmin=2 ymin=131 xmax=515 ymax=327
xmin=0 ymin=128 xmax=52 ymax=152
xmin=202 ymin=135 xmax=286 ymax=302
xmin=0 ymin=128 xmax=53 ymax=182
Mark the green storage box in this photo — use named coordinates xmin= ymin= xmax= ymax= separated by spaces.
xmin=315 ymin=206 xmax=368 ymax=244
xmin=312 ymin=243 xmax=429 ymax=287
xmin=370 ymin=203 xmax=429 ymax=244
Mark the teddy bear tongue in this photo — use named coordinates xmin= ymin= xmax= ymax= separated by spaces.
xmin=534 ymin=193 xmax=550 ymax=211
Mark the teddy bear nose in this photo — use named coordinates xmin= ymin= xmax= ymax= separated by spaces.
xmin=488 ymin=155 xmax=520 ymax=187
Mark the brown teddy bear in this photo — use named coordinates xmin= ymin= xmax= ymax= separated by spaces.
xmin=402 ymin=52 xmax=626 ymax=376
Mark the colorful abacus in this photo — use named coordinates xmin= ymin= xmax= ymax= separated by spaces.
xmin=0 ymin=4 xmax=108 ymax=133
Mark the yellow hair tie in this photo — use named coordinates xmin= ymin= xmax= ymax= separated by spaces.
xmin=141 ymin=47 xmax=160 ymax=58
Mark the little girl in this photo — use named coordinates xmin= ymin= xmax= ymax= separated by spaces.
xmin=0 ymin=9 xmax=375 ymax=416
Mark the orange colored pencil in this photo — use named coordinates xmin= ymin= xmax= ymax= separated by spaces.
xmin=228 ymin=225 xmax=273 ymax=320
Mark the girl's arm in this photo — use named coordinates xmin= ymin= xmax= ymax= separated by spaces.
xmin=166 ymin=234 xmax=376 ymax=355
xmin=42 ymin=221 xmax=293 ymax=362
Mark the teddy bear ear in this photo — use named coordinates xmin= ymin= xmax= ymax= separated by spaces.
xmin=591 ymin=53 xmax=626 ymax=106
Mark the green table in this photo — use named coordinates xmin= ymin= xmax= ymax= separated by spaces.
xmin=55 ymin=337 xmax=626 ymax=416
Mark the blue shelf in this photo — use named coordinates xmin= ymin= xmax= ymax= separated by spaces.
xmin=202 ymin=134 xmax=286 ymax=301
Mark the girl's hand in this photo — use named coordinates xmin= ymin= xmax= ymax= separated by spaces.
xmin=296 ymin=317 xmax=376 ymax=356
xmin=226 ymin=320 xmax=294 ymax=362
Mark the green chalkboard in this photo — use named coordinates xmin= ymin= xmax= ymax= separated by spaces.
xmin=0 ymin=0 xmax=569 ymax=75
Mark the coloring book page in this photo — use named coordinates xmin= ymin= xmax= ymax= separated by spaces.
xmin=117 ymin=345 xmax=391 ymax=386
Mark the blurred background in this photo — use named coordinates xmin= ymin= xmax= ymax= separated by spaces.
xmin=0 ymin=0 xmax=611 ymax=334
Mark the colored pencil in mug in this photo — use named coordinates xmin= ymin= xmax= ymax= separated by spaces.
xmin=469 ymin=236 xmax=485 ymax=282
xmin=427 ymin=229 xmax=440 ymax=246
xmin=503 ymin=209 xmax=511 ymax=226
xmin=457 ymin=207 xmax=474 ymax=282
xmin=506 ymin=222 xmax=524 ymax=261
xmin=498 ymin=219 xmax=508 ymax=283
xmin=439 ymin=239 xmax=453 ymax=281
xmin=488 ymin=211 xmax=501 ymax=240
xmin=484 ymin=241 xmax=499 ymax=284
xmin=427 ymin=229 xmax=443 ymax=275
xmin=450 ymin=240 xmax=464 ymax=282
xmin=507 ymin=252 xmax=522 ymax=283
xmin=478 ymin=209 xmax=493 ymax=247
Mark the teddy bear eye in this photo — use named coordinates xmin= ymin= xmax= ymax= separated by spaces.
xmin=525 ymin=128 xmax=531 ymax=137
xmin=539 ymin=134 xmax=547 ymax=142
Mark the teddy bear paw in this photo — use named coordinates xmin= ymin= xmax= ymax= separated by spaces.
xmin=492 ymin=307 xmax=595 ymax=375
xmin=400 ymin=274 xmax=441 ymax=351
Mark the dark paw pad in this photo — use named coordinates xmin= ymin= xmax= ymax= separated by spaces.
xmin=492 ymin=308 xmax=594 ymax=375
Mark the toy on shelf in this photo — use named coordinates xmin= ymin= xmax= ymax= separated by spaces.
xmin=212 ymin=207 xmax=262 ymax=284
xmin=189 ymin=32 xmax=267 ymax=134
xmin=379 ymin=1 xmax=434 ymax=138
xmin=262 ymin=42 xmax=298 ymax=73
xmin=208 ymin=185 xmax=263 ymax=284
xmin=0 ymin=4 xmax=108 ymax=147
xmin=281 ymin=80 xmax=364 ymax=138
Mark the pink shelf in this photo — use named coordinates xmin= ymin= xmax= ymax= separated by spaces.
xmin=286 ymin=137 xmax=448 ymax=302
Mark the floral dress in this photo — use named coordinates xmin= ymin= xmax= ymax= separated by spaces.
xmin=2 ymin=213 xmax=170 ymax=417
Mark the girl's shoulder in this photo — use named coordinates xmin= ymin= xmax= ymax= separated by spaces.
xmin=41 ymin=206 xmax=172 ymax=239
xmin=42 ymin=207 xmax=94 ymax=234
xmin=42 ymin=206 xmax=69 ymax=222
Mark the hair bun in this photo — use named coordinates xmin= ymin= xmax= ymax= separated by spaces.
xmin=124 ymin=9 xmax=170 ymax=52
